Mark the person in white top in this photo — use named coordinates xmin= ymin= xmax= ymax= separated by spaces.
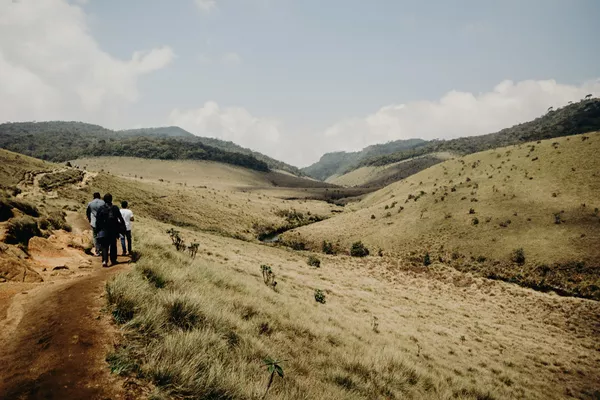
xmin=119 ymin=201 xmax=134 ymax=256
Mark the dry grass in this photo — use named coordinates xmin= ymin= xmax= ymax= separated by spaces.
xmin=106 ymin=221 xmax=600 ymax=399
xmin=287 ymin=132 xmax=600 ymax=298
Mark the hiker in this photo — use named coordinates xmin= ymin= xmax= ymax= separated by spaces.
xmin=85 ymin=192 xmax=105 ymax=256
xmin=96 ymin=193 xmax=126 ymax=267
xmin=119 ymin=200 xmax=134 ymax=256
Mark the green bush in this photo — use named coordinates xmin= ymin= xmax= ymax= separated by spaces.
xmin=512 ymin=248 xmax=526 ymax=265
xmin=5 ymin=216 xmax=41 ymax=247
xmin=423 ymin=252 xmax=431 ymax=266
xmin=322 ymin=240 xmax=335 ymax=255
xmin=314 ymin=289 xmax=326 ymax=304
xmin=307 ymin=255 xmax=321 ymax=268
xmin=350 ymin=241 xmax=369 ymax=257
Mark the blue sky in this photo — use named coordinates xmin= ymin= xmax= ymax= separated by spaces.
xmin=1 ymin=0 xmax=599 ymax=166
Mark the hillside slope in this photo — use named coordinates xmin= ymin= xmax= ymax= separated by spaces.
xmin=285 ymin=131 xmax=600 ymax=299
xmin=327 ymin=152 xmax=454 ymax=188
xmin=302 ymin=138 xmax=426 ymax=181
xmin=0 ymin=121 xmax=301 ymax=175
xmin=357 ymin=98 xmax=600 ymax=170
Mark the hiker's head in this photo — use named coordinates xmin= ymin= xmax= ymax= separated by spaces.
xmin=103 ymin=193 xmax=113 ymax=204
xmin=121 ymin=201 xmax=128 ymax=209
xmin=93 ymin=192 xmax=101 ymax=199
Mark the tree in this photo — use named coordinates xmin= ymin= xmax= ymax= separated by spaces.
xmin=547 ymin=106 xmax=553 ymax=112
xmin=585 ymin=94 xmax=593 ymax=100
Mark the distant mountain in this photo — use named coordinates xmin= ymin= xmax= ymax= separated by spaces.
xmin=356 ymin=98 xmax=600 ymax=170
xmin=302 ymin=138 xmax=426 ymax=181
xmin=0 ymin=121 xmax=269 ymax=172
xmin=0 ymin=121 xmax=303 ymax=174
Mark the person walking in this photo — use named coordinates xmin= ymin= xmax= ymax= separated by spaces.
xmin=96 ymin=193 xmax=126 ymax=267
xmin=85 ymin=192 xmax=104 ymax=256
xmin=119 ymin=201 xmax=134 ymax=256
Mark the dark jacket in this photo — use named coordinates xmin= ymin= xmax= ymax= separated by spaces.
xmin=96 ymin=203 xmax=126 ymax=238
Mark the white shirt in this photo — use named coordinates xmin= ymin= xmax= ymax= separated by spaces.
xmin=120 ymin=209 xmax=134 ymax=231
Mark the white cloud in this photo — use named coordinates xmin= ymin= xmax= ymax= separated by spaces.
xmin=321 ymin=79 xmax=600 ymax=155
xmin=169 ymin=101 xmax=283 ymax=157
xmin=0 ymin=0 xmax=174 ymax=124
xmin=195 ymin=0 xmax=217 ymax=13
xmin=222 ymin=52 xmax=242 ymax=66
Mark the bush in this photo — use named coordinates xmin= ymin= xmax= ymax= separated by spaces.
xmin=314 ymin=289 xmax=326 ymax=304
xmin=472 ymin=217 xmax=479 ymax=225
xmin=350 ymin=241 xmax=369 ymax=257
xmin=5 ymin=216 xmax=41 ymax=247
xmin=307 ymin=255 xmax=321 ymax=268
xmin=322 ymin=240 xmax=335 ymax=255
xmin=423 ymin=252 xmax=431 ymax=266
xmin=8 ymin=198 xmax=39 ymax=217
xmin=512 ymin=248 xmax=526 ymax=265
xmin=39 ymin=210 xmax=72 ymax=232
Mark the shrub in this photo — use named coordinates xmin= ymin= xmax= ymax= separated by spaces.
xmin=39 ymin=210 xmax=72 ymax=232
xmin=554 ymin=213 xmax=562 ymax=224
xmin=8 ymin=198 xmax=39 ymax=217
xmin=472 ymin=217 xmax=479 ymax=225
xmin=322 ymin=240 xmax=335 ymax=255
xmin=423 ymin=252 xmax=431 ymax=266
xmin=166 ymin=298 xmax=202 ymax=330
xmin=0 ymin=198 xmax=14 ymax=222
xmin=5 ymin=216 xmax=41 ymax=247
xmin=469 ymin=208 xmax=476 ymax=214
xmin=512 ymin=248 xmax=525 ymax=265
xmin=371 ymin=214 xmax=376 ymax=220
xmin=261 ymin=264 xmax=277 ymax=289
xmin=307 ymin=255 xmax=321 ymax=268
xmin=350 ymin=241 xmax=369 ymax=257
xmin=314 ymin=289 xmax=326 ymax=304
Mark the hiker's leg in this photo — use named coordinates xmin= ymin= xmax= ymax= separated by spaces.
xmin=126 ymin=230 xmax=132 ymax=254
xmin=120 ymin=234 xmax=126 ymax=254
xmin=93 ymin=227 xmax=100 ymax=255
xmin=100 ymin=238 xmax=109 ymax=265
xmin=109 ymin=236 xmax=118 ymax=264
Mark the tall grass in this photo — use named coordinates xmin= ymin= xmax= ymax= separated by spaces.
xmin=105 ymin=227 xmax=501 ymax=399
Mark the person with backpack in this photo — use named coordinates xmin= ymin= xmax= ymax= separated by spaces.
xmin=119 ymin=200 xmax=134 ymax=256
xmin=96 ymin=193 xmax=126 ymax=267
xmin=85 ymin=192 xmax=105 ymax=256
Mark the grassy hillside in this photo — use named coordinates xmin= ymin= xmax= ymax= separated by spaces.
xmin=302 ymin=139 xmax=426 ymax=181
xmin=0 ymin=121 xmax=301 ymax=175
xmin=327 ymin=152 xmax=453 ymax=188
xmin=1 ymin=148 xmax=599 ymax=399
xmin=357 ymin=98 xmax=600 ymax=170
xmin=285 ymin=132 xmax=600 ymax=299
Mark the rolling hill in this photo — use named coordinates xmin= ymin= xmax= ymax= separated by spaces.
xmin=283 ymin=131 xmax=600 ymax=299
xmin=302 ymin=138 xmax=426 ymax=181
xmin=0 ymin=121 xmax=301 ymax=175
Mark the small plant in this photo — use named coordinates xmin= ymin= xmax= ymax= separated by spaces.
xmin=262 ymin=358 xmax=285 ymax=399
xmin=261 ymin=264 xmax=277 ymax=289
xmin=350 ymin=241 xmax=369 ymax=257
xmin=188 ymin=243 xmax=199 ymax=259
xmin=469 ymin=208 xmax=476 ymax=214
xmin=385 ymin=212 xmax=392 ymax=218
xmin=314 ymin=289 xmax=326 ymax=304
xmin=372 ymin=316 xmax=379 ymax=333
xmin=322 ymin=240 xmax=335 ymax=255
xmin=371 ymin=214 xmax=376 ymax=220
xmin=554 ymin=213 xmax=563 ymax=225
xmin=512 ymin=248 xmax=525 ymax=265
xmin=472 ymin=217 xmax=479 ymax=225
xmin=423 ymin=252 xmax=431 ymax=266
xmin=377 ymin=248 xmax=384 ymax=257
xmin=307 ymin=255 xmax=321 ymax=268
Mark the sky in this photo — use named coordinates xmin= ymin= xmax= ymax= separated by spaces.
xmin=1 ymin=0 xmax=599 ymax=167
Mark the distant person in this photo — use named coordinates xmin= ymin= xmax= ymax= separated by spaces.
xmin=119 ymin=201 xmax=134 ymax=256
xmin=96 ymin=193 xmax=126 ymax=267
xmin=85 ymin=192 xmax=104 ymax=256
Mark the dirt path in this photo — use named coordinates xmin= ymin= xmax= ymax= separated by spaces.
xmin=0 ymin=258 xmax=131 ymax=399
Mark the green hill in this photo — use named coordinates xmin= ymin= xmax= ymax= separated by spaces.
xmin=302 ymin=138 xmax=426 ymax=181
xmin=357 ymin=98 xmax=600 ymax=170
xmin=0 ymin=122 xmax=269 ymax=172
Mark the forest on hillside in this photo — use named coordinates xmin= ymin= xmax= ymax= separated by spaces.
xmin=0 ymin=122 xmax=270 ymax=172
xmin=356 ymin=98 xmax=600 ymax=170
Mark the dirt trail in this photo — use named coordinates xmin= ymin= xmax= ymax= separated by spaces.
xmin=0 ymin=259 xmax=129 ymax=399
xmin=0 ymin=211 xmax=135 ymax=399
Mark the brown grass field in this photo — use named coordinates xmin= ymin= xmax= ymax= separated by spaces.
xmin=1 ymin=134 xmax=599 ymax=399
xmin=286 ymin=132 xmax=600 ymax=299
